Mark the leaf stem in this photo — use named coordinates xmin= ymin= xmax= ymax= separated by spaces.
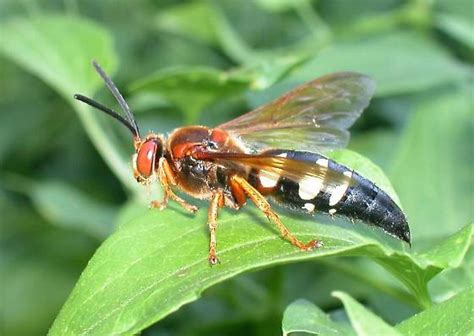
xmin=209 ymin=2 xmax=258 ymax=64
xmin=294 ymin=0 xmax=331 ymax=44
xmin=412 ymin=284 xmax=433 ymax=310
xmin=374 ymin=258 xmax=434 ymax=309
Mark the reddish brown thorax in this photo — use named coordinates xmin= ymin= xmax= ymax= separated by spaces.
xmin=168 ymin=126 xmax=233 ymax=160
xmin=209 ymin=128 xmax=228 ymax=144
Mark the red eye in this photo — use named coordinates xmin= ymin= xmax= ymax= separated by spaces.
xmin=136 ymin=141 xmax=157 ymax=177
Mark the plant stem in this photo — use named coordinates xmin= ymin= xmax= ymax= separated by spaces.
xmin=294 ymin=0 xmax=331 ymax=44
xmin=209 ymin=2 xmax=257 ymax=64
xmin=374 ymin=257 xmax=434 ymax=310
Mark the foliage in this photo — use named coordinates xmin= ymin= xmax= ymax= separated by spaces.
xmin=0 ymin=1 xmax=472 ymax=335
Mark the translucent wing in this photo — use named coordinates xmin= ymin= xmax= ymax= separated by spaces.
xmin=218 ymin=72 xmax=375 ymax=152
xmin=193 ymin=151 xmax=352 ymax=193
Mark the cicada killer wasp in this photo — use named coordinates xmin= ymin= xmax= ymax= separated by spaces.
xmin=75 ymin=61 xmax=410 ymax=265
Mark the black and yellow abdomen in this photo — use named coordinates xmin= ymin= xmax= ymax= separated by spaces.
xmin=250 ymin=150 xmax=410 ymax=243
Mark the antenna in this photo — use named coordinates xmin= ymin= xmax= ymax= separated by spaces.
xmin=91 ymin=60 xmax=140 ymax=137
xmin=73 ymin=60 xmax=141 ymax=139
xmin=74 ymin=94 xmax=139 ymax=138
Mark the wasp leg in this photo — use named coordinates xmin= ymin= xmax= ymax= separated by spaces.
xmin=229 ymin=176 xmax=247 ymax=208
xmin=150 ymin=158 xmax=198 ymax=213
xmin=208 ymin=190 xmax=225 ymax=265
xmin=147 ymin=172 xmax=167 ymax=210
xmin=230 ymin=175 xmax=322 ymax=251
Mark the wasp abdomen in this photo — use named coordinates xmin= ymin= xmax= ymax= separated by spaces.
xmin=339 ymin=171 xmax=410 ymax=242
xmin=252 ymin=150 xmax=410 ymax=243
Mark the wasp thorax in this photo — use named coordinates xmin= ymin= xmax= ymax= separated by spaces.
xmin=133 ymin=137 xmax=164 ymax=180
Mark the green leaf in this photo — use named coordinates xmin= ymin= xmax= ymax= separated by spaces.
xmin=435 ymin=0 xmax=474 ymax=25
xmin=49 ymin=150 xmax=471 ymax=335
xmin=396 ymin=287 xmax=474 ymax=335
xmin=0 ymin=16 xmax=114 ymax=98
xmin=416 ymin=224 xmax=473 ymax=268
xmin=129 ymin=54 xmax=310 ymax=125
xmin=373 ymin=224 xmax=472 ymax=309
xmin=0 ymin=199 xmax=92 ymax=336
xmin=256 ymin=0 xmax=299 ymax=13
xmin=349 ymin=130 xmax=399 ymax=171
xmin=282 ymin=299 xmax=351 ymax=335
xmin=319 ymin=257 xmax=419 ymax=312
xmin=333 ymin=291 xmax=401 ymax=336
xmin=429 ymin=245 xmax=474 ymax=302
xmin=30 ymin=180 xmax=117 ymax=239
xmin=249 ymin=31 xmax=468 ymax=108
xmin=244 ymin=53 xmax=313 ymax=90
xmin=282 ymin=286 xmax=474 ymax=336
xmin=0 ymin=16 xmax=138 ymax=192
xmin=2 ymin=257 xmax=78 ymax=335
xmin=317 ymin=0 xmax=402 ymax=27
xmin=50 ymin=204 xmax=399 ymax=335
xmin=154 ymin=2 xmax=217 ymax=45
xmin=436 ymin=14 xmax=474 ymax=50
xmin=0 ymin=91 xmax=51 ymax=164
xmin=390 ymin=87 xmax=474 ymax=242
xmin=208 ymin=1 xmax=325 ymax=68
xmin=129 ymin=66 xmax=252 ymax=124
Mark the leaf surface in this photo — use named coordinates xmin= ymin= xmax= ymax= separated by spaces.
xmin=0 ymin=16 xmax=138 ymax=192
xmin=390 ymin=87 xmax=473 ymax=242
xmin=247 ymin=31 xmax=468 ymax=109
xmin=49 ymin=151 xmax=472 ymax=335
xmin=396 ymin=286 xmax=474 ymax=335
xmin=282 ymin=299 xmax=351 ymax=335
xmin=30 ymin=180 xmax=117 ymax=239
xmin=129 ymin=66 xmax=252 ymax=124
xmin=333 ymin=291 xmax=401 ymax=336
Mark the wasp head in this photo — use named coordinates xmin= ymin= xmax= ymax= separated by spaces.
xmin=133 ymin=134 xmax=165 ymax=183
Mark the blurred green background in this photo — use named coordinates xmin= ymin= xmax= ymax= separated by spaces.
xmin=0 ymin=0 xmax=472 ymax=335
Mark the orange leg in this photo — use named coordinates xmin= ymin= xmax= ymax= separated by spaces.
xmin=229 ymin=176 xmax=247 ymax=208
xmin=150 ymin=158 xmax=198 ymax=214
xmin=230 ymin=175 xmax=322 ymax=250
xmin=207 ymin=190 xmax=225 ymax=265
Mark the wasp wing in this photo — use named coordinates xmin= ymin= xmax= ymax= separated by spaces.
xmin=194 ymin=151 xmax=352 ymax=194
xmin=218 ymin=72 xmax=375 ymax=152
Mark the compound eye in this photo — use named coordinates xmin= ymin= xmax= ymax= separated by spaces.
xmin=136 ymin=141 xmax=157 ymax=178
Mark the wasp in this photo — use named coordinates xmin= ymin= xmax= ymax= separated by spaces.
xmin=75 ymin=61 xmax=410 ymax=265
